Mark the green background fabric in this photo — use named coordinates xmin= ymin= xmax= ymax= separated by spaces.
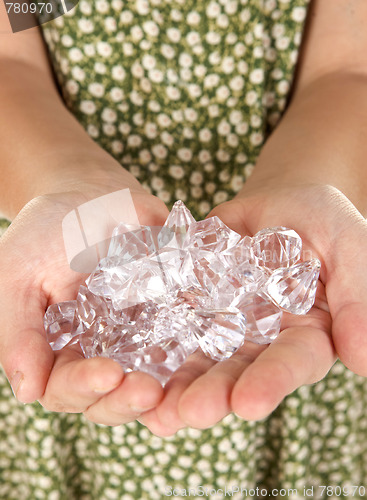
xmin=1 ymin=1 xmax=367 ymax=498
xmin=40 ymin=0 xmax=309 ymax=219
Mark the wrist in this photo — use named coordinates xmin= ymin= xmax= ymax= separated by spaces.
xmin=43 ymin=157 xmax=144 ymax=197
xmin=240 ymin=73 xmax=367 ymax=215
xmin=242 ymin=165 xmax=367 ymax=217
xmin=3 ymin=151 xmax=145 ymax=220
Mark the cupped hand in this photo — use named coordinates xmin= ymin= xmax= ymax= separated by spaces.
xmin=139 ymin=183 xmax=367 ymax=436
xmin=0 ymin=180 xmax=169 ymax=426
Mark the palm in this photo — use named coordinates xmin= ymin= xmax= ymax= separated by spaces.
xmin=0 ymin=187 xmax=171 ymax=423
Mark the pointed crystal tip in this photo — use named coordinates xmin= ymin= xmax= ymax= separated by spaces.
xmin=264 ymin=258 xmax=321 ymax=315
xmin=171 ymin=200 xmax=186 ymax=208
xmin=158 ymin=199 xmax=196 ymax=249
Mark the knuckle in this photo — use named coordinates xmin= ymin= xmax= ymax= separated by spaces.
xmin=38 ymin=395 xmax=81 ymax=414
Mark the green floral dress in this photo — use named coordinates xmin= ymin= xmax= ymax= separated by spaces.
xmin=1 ymin=1 xmax=367 ymax=499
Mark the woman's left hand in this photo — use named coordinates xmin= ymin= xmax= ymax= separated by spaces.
xmin=138 ymin=183 xmax=367 ymax=436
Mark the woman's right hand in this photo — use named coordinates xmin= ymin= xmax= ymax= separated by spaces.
xmin=0 ymin=173 xmax=170 ymax=426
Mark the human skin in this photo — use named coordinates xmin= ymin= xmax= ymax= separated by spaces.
xmin=1 ymin=1 xmax=367 ymax=434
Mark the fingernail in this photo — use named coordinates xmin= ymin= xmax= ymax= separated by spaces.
xmin=10 ymin=371 xmax=24 ymax=400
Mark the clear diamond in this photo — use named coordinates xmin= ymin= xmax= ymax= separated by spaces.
xmin=44 ymin=301 xmax=83 ymax=350
xmin=158 ymin=200 xmax=196 ymax=249
xmin=108 ymin=224 xmax=157 ymax=260
xmin=153 ymin=303 xmax=200 ymax=355
xmin=80 ymin=301 xmax=158 ymax=361
xmin=180 ymin=248 xmax=242 ymax=307
xmin=228 ymin=235 xmax=254 ymax=266
xmin=252 ymin=227 xmax=302 ymax=270
xmin=88 ymin=254 xmax=171 ymax=310
xmin=150 ymin=247 xmax=185 ymax=291
xmin=264 ymin=259 xmax=321 ymax=314
xmin=86 ymin=256 xmax=132 ymax=300
xmin=77 ymin=285 xmax=110 ymax=328
xmin=193 ymin=309 xmax=246 ymax=361
xmin=117 ymin=257 xmax=171 ymax=305
xmin=80 ymin=319 xmax=147 ymax=361
xmin=127 ymin=338 xmax=189 ymax=386
xmin=231 ymin=292 xmax=282 ymax=344
xmin=173 ymin=286 xmax=212 ymax=309
xmin=237 ymin=264 xmax=269 ymax=293
xmin=184 ymin=216 xmax=241 ymax=252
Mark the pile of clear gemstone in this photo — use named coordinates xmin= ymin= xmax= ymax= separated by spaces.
xmin=44 ymin=201 xmax=321 ymax=385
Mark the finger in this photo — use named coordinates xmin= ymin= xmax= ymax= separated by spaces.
xmin=38 ymin=348 xmax=125 ymax=413
xmin=83 ymin=371 xmax=164 ymax=426
xmin=146 ymin=350 xmax=216 ymax=432
xmin=0 ymin=281 xmax=54 ymax=404
xmin=137 ymin=409 xmax=181 ymax=437
xmin=177 ymin=342 xmax=267 ymax=429
xmin=325 ymin=218 xmax=367 ymax=375
xmin=231 ymin=325 xmax=336 ymax=421
xmin=138 ymin=350 xmax=215 ymax=435
xmin=332 ymin=303 xmax=367 ymax=375
xmin=207 ymin=199 xmax=251 ymax=235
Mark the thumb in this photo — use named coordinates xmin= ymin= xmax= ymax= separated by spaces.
xmin=326 ymin=216 xmax=367 ymax=376
xmin=206 ymin=199 xmax=252 ymax=235
xmin=0 ymin=280 xmax=54 ymax=403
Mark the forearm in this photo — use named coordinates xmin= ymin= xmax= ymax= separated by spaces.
xmin=0 ymin=59 xmax=141 ymax=219
xmin=243 ymin=72 xmax=367 ymax=215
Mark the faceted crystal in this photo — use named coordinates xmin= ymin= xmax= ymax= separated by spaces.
xmin=112 ymin=256 xmax=172 ymax=308
xmin=193 ymin=309 xmax=246 ymax=361
xmin=158 ymin=200 xmax=196 ymax=249
xmin=80 ymin=301 xmax=158 ymax=361
xmin=130 ymin=301 xmax=160 ymax=334
xmin=153 ymin=303 xmax=200 ymax=355
xmin=229 ymin=235 xmax=254 ymax=266
xmin=264 ymin=259 xmax=321 ymax=314
xmin=252 ymin=227 xmax=302 ymax=270
xmin=44 ymin=301 xmax=82 ymax=350
xmin=172 ymin=286 xmax=213 ymax=310
xmin=237 ymin=263 xmax=269 ymax=293
xmin=77 ymin=285 xmax=110 ymax=328
xmin=231 ymin=292 xmax=282 ymax=344
xmin=108 ymin=224 xmax=157 ymax=260
xmin=81 ymin=322 xmax=149 ymax=365
xmin=126 ymin=338 xmax=189 ymax=386
xmin=86 ymin=256 xmax=133 ymax=300
xmin=179 ymin=249 xmax=204 ymax=290
xmin=180 ymin=248 xmax=242 ymax=308
xmin=150 ymin=247 xmax=185 ymax=291
xmin=88 ymin=254 xmax=172 ymax=310
xmin=125 ymin=259 xmax=168 ymax=301
xmin=184 ymin=216 xmax=241 ymax=252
